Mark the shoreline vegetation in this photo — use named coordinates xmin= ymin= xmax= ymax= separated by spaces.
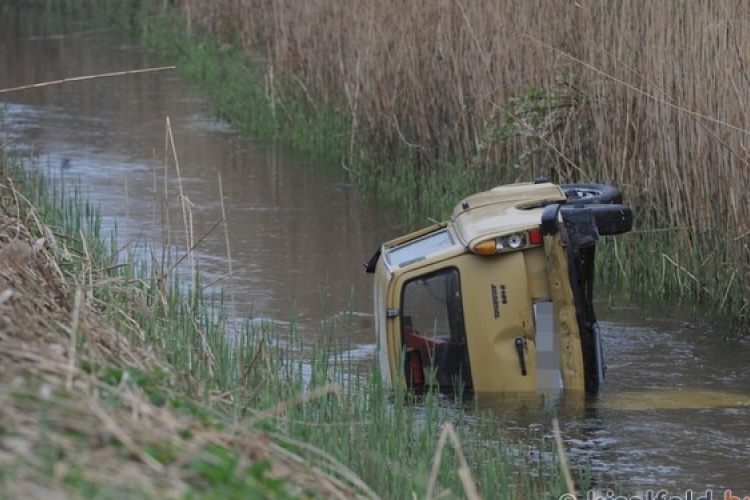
xmin=4 ymin=0 xmax=746 ymax=496
xmin=134 ymin=0 xmax=750 ymax=331
xmin=0 ymin=148 xmax=373 ymax=497
xmin=0 ymin=138 xmax=576 ymax=498
xmin=0 ymin=3 xmax=577 ymax=490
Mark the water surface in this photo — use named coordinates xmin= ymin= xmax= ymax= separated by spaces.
xmin=2 ymin=9 xmax=750 ymax=494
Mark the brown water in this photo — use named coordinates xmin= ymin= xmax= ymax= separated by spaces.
xmin=3 ymin=9 xmax=750 ymax=495
xmin=0 ymin=9 xmax=403 ymax=339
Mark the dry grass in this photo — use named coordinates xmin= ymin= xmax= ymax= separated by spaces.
xmin=176 ymin=0 xmax=750 ymax=317
xmin=0 ymin=171 xmax=374 ymax=498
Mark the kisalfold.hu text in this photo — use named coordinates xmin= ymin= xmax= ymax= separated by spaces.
xmin=558 ymin=489 xmax=750 ymax=500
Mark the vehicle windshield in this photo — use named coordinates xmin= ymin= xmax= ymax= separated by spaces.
xmin=386 ymin=230 xmax=453 ymax=269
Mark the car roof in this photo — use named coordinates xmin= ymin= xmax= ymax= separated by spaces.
xmin=451 ymin=182 xmax=567 ymax=249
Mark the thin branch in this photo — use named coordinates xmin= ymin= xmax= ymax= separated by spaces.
xmin=524 ymin=35 xmax=750 ymax=135
xmin=552 ymin=417 xmax=576 ymax=498
xmin=0 ymin=66 xmax=176 ymax=94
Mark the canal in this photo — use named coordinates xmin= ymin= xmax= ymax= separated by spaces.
xmin=2 ymin=6 xmax=750 ymax=494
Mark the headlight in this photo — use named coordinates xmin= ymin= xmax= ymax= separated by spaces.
xmin=507 ymin=234 xmax=524 ymax=249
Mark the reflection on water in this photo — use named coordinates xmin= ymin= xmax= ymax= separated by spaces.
xmin=2 ymin=7 xmax=750 ymax=494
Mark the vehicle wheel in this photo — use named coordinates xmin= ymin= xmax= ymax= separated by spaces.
xmin=588 ymin=204 xmax=633 ymax=236
xmin=561 ymin=183 xmax=623 ymax=205
xmin=560 ymin=204 xmax=633 ymax=236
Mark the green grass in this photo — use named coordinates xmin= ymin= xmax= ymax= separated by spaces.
xmin=139 ymin=13 xmax=351 ymax=173
xmin=125 ymin=0 xmax=750 ymax=335
xmin=1 ymin=137 xmax=583 ymax=499
xmin=0 ymin=2 xmax=598 ymax=495
xmin=21 ymin=0 xmax=750 ymax=336
xmin=132 ymin=5 xmax=502 ymax=227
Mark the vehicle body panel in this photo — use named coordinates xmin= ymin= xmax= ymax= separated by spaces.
xmin=456 ymin=250 xmax=536 ymax=392
xmin=368 ymin=181 xmax=631 ymax=395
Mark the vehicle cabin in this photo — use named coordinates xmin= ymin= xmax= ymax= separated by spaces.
xmin=365 ymin=181 xmax=632 ymax=395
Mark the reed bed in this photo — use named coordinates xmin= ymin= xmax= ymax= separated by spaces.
xmin=163 ymin=0 xmax=750 ymax=326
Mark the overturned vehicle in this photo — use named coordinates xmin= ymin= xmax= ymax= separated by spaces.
xmin=365 ymin=181 xmax=632 ymax=395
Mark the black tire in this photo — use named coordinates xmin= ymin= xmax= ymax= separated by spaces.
xmin=560 ymin=204 xmax=633 ymax=236
xmin=588 ymin=204 xmax=633 ymax=236
xmin=561 ymin=183 xmax=623 ymax=205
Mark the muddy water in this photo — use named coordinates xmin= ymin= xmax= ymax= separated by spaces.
xmin=2 ymin=9 xmax=750 ymax=494
xmin=469 ymin=304 xmax=750 ymax=492
xmin=0 ymin=10 xmax=402 ymax=338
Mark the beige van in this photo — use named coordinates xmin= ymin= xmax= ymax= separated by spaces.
xmin=365 ymin=181 xmax=632 ymax=395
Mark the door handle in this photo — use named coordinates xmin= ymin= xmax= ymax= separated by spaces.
xmin=515 ymin=337 xmax=528 ymax=376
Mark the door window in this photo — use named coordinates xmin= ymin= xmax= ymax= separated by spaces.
xmin=400 ymin=267 xmax=471 ymax=389
xmin=401 ymin=268 xmax=465 ymax=342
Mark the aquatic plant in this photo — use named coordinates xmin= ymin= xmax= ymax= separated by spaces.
xmin=129 ymin=0 xmax=750 ymax=330
xmin=0 ymin=127 xmax=580 ymax=497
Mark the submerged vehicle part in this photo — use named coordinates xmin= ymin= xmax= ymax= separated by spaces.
xmin=366 ymin=181 xmax=632 ymax=395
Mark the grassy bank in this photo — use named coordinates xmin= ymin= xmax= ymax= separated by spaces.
xmin=0 ymin=133 xmax=582 ymax=497
xmin=121 ymin=0 xmax=750 ymax=330
xmin=1 ymin=3 xmax=586 ymax=497
xmin=0 ymin=148 xmax=370 ymax=497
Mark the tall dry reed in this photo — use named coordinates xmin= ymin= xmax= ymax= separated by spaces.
xmin=177 ymin=0 xmax=750 ymax=318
